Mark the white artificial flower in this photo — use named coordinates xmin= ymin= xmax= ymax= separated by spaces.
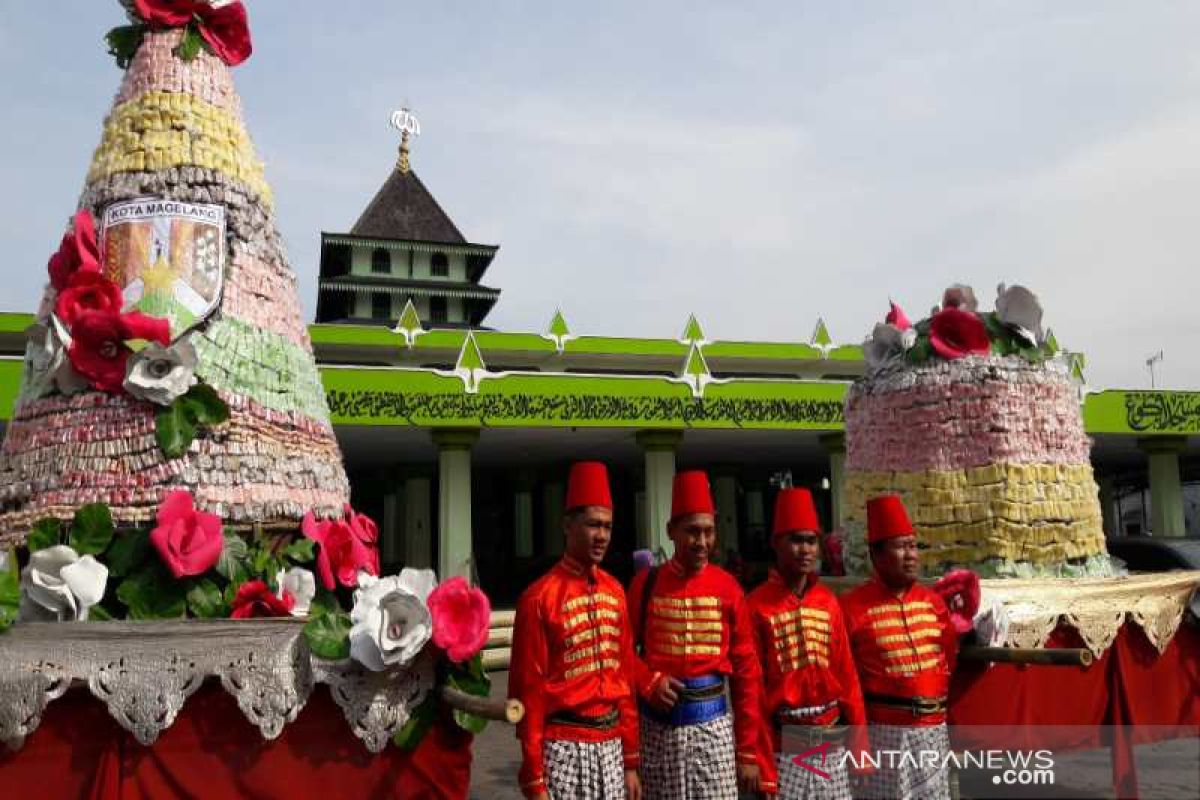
xmin=19 ymin=545 xmax=109 ymax=622
xmin=995 ymin=283 xmax=1044 ymax=346
xmin=123 ymin=338 xmax=198 ymax=406
xmin=348 ymin=568 xmax=437 ymax=671
xmin=276 ymin=566 xmax=316 ymax=617
xmin=863 ymin=323 xmax=916 ymax=369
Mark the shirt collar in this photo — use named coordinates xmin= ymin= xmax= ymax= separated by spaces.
xmin=558 ymin=554 xmax=597 ymax=581
xmin=769 ymin=568 xmax=819 ymax=599
xmin=666 ymin=554 xmax=706 ymax=579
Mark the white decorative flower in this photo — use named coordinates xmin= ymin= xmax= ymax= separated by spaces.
xmin=123 ymin=338 xmax=198 ymax=406
xmin=348 ymin=568 xmax=437 ymax=671
xmin=276 ymin=566 xmax=316 ymax=617
xmin=18 ymin=545 xmax=109 ymax=622
xmin=863 ymin=323 xmax=917 ymax=369
xmin=995 ymin=283 xmax=1044 ymax=346
xmin=22 ymin=318 xmax=84 ymax=398
xmin=972 ymin=599 xmax=1010 ymax=648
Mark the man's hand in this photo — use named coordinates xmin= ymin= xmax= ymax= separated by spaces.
xmin=646 ymin=676 xmax=683 ymax=712
xmin=737 ymin=762 xmax=760 ymax=793
xmin=624 ymin=769 xmax=642 ymax=800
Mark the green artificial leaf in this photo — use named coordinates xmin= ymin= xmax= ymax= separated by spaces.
xmin=117 ymin=564 xmax=187 ymax=619
xmin=181 ymin=385 xmax=230 ymax=426
xmin=107 ymin=530 xmax=151 ymax=578
xmin=105 ymin=24 xmax=145 ymax=70
xmin=88 ymin=604 xmax=115 ymax=622
xmin=186 ymin=578 xmax=228 ymax=618
xmin=303 ymin=609 xmax=352 ymax=660
xmin=448 ymin=654 xmax=491 ymax=697
xmin=156 ymin=401 xmax=198 ymax=459
xmin=69 ymin=503 xmax=114 ymax=555
xmin=1020 ymin=345 xmax=1046 ymax=364
xmin=393 ymin=696 xmax=437 ymax=750
xmin=905 ymin=337 xmax=934 ymax=365
xmin=308 ymin=587 xmax=339 ymax=617
xmin=282 ymin=538 xmax=316 ymax=564
xmin=27 ymin=518 xmax=62 ymax=552
xmin=216 ymin=533 xmax=249 ymax=581
xmin=453 ymin=708 xmax=489 ymax=735
xmin=176 ymin=24 xmax=204 ymax=61
xmin=0 ymin=548 xmax=19 ymax=635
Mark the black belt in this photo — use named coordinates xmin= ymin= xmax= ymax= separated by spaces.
xmin=778 ymin=722 xmax=848 ymax=748
xmin=678 ymin=680 xmax=726 ymax=702
xmin=864 ymin=693 xmax=947 ymax=716
xmin=546 ymin=709 xmax=620 ymax=730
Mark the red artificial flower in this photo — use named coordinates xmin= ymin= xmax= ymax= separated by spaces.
xmin=231 ymin=579 xmax=295 ymax=619
xmin=344 ymin=504 xmax=381 ymax=574
xmin=135 ymin=0 xmax=253 ymax=66
xmin=55 ymin=271 xmax=125 ymax=327
xmin=48 ymin=209 xmax=100 ymax=291
xmin=428 ymin=576 xmax=492 ymax=663
xmin=66 ymin=310 xmax=170 ymax=393
xmin=150 ymin=490 xmax=224 ymax=579
xmin=929 ymin=306 xmax=990 ymax=360
xmin=885 ymin=300 xmax=911 ymax=331
xmin=933 ymin=568 xmax=981 ymax=635
xmin=301 ymin=512 xmax=379 ymax=590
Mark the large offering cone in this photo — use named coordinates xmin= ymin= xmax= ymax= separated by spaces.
xmin=0 ymin=22 xmax=349 ymax=545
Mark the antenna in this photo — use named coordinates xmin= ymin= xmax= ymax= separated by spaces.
xmin=1145 ymin=350 xmax=1164 ymax=389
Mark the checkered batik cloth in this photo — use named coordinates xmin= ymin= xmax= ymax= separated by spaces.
xmin=640 ymin=712 xmax=738 ymax=800
xmin=859 ymin=724 xmax=952 ymax=800
xmin=776 ymin=743 xmax=854 ymax=800
xmin=544 ymin=737 xmax=626 ymax=800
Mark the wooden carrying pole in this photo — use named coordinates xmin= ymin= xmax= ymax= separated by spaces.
xmin=440 ymin=685 xmax=525 ymax=724
xmin=959 ymin=645 xmax=1094 ymax=667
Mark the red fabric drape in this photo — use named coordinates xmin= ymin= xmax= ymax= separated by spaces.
xmin=0 ymin=683 xmax=473 ymax=799
xmin=949 ymin=621 xmax=1200 ymax=800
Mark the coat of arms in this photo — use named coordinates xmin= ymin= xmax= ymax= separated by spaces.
xmin=100 ymin=198 xmax=225 ymax=339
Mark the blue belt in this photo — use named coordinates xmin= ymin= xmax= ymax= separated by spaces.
xmin=641 ymin=674 xmax=728 ymax=727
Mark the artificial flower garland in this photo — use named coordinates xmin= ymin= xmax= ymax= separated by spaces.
xmin=108 ymin=0 xmax=252 ymax=70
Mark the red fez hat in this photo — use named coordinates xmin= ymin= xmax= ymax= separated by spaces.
xmin=772 ymin=488 xmax=821 ymax=537
xmin=671 ymin=470 xmax=715 ymax=519
xmin=866 ymin=494 xmax=915 ymax=544
xmin=565 ymin=461 xmax=613 ymax=511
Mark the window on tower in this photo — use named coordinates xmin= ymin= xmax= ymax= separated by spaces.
xmin=430 ymin=296 xmax=448 ymax=323
xmin=371 ymin=248 xmax=391 ymax=274
xmin=430 ymin=251 xmax=449 ymax=278
xmin=371 ymin=292 xmax=391 ymax=320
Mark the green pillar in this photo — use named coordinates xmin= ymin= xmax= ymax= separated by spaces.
xmin=636 ymin=430 xmax=683 ymax=557
xmin=712 ymin=473 xmax=740 ymax=553
xmin=514 ymin=470 xmax=535 ymax=559
xmin=819 ymin=433 xmax=846 ymax=530
xmin=1139 ymin=437 xmax=1188 ymax=538
xmin=542 ymin=477 xmax=566 ymax=557
xmin=402 ymin=468 xmax=433 ymax=569
xmin=433 ymin=428 xmax=479 ymax=579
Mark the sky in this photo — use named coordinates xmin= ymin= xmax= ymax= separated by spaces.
xmin=1 ymin=1 xmax=1199 ymax=389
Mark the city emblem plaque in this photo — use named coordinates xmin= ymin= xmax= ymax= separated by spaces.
xmin=100 ymin=197 xmax=226 ymax=340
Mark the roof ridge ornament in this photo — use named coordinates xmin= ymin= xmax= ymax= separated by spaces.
xmin=391 ymin=298 xmax=425 ymax=348
xmin=543 ymin=309 xmax=574 ymax=353
xmin=390 ymin=106 xmax=421 ymax=174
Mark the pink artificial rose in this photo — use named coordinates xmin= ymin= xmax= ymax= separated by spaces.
xmin=150 ymin=490 xmax=224 ymax=578
xmin=427 ymin=576 xmax=492 ymax=663
xmin=55 ymin=271 xmax=125 ymax=327
xmin=230 ymin=579 xmax=294 ymax=619
xmin=47 ymin=209 xmax=100 ymax=292
xmin=885 ymin=300 xmax=911 ymax=331
xmin=301 ymin=512 xmax=378 ymax=590
xmin=344 ymin=504 xmax=381 ymax=575
xmin=933 ymin=568 xmax=981 ymax=635
xmin=929 ymin=306 xmax=990 ymax=360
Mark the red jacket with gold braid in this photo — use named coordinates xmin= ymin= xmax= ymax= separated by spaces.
xmin=839 ymin=576 xmax=958 ymax=726
xmin=747 ymin=571 xmax=870 ymax=792
xmin=627 ymin=558 xmax=763 ymax=767
xmin=508 ymin=556 xmax=640 ymax=798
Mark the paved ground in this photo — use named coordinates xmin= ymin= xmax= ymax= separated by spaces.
xmin=472 ymin=672 xmax=1199 ymax=799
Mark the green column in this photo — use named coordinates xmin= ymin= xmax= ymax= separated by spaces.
xmin=433 ymin=428 xmax=479 ymax=579
xmin=514 ymin=470 xmax=535 ymax=559
xmin=712 ymin=473 xmax=740 ymax=553
xmin=403 ymin=469 xmax=433 ymax=569
xmin=820 ymin=433 xmax=846 ymax=530
xmin=542 ymin=477 xmax=566 ymax=557
xmin=636 ymin=430 xmax=683 ymax=557
xmin=1139 ymin=436 xmax=1188 ymax=538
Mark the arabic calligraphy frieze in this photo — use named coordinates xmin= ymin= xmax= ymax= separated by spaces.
xmin=1124 ymin=392 xmax=1200 ymax=433
xmin=325 ymin=389 xmax=845 ymax=429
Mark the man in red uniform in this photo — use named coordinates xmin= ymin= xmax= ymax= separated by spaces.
xmin=508 ymin=462 xmax=642 ymax=799
xmin=628 ymin=469 xmax=762 ymax=799
xmin=747 ymin=487 xmax=868 ymax=799
xmin=840 ymin=495 xmax=957 ymax=800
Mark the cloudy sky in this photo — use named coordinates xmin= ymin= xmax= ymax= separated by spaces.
xmin=2 ymin=1 xmax=1198 ymax=389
